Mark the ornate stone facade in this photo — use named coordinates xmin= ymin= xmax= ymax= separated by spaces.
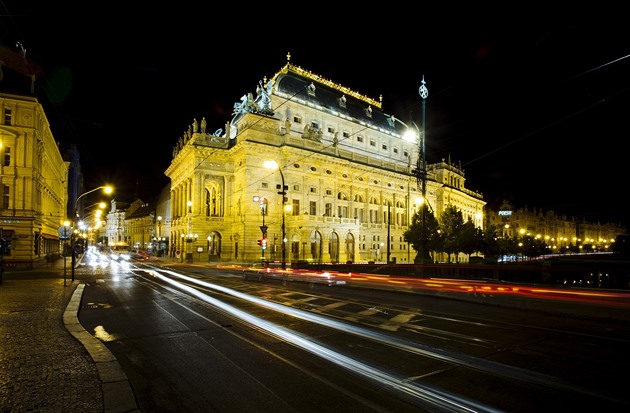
xmin=166 ymin=61 xmax=485 ymax=264
xmin=0 ymin=92 xmax=68 ymax=268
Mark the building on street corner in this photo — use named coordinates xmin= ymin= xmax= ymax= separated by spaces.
xmin=0 ymin=45 xmax=69 ymax=269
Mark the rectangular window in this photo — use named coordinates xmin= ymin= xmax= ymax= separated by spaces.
xmin=393 ymin=148 xmax=398 ymax=154
xmin=4 ymin=109 xmax=12 ymax=126
xmin=325 ymin=189 xmax=332 ymax=195
xmin=309 ymin=201 xmax=317 ymax=215
xmin=370 ymin=140 xmax=376 ymax=147
xmin=293 ymin=115 xmax=302 ymax=124
xmin=311 ymin=121 xmax=319 ymax=130
xmin=357 ymin=136 xmax=364 ymax=143
xmin=327 ymin=127 xmax=335 ymax=133
xmin=382 ymin=144 xmax=387 ymax=150
xmin=324 ymin=203 xmax=332 ymax=216
xmin=309 ymin=187 xmax=317 ymax=193
xmin=2 ymin=185 xmax=9 ymax=209
xmin=261 ymin=182 xmax=269 ymax=189
xmin=292 ymin=199 xmax=300 ymax=216
xmin=343 ymin=131 xmax=350 ymax=138
xmin=3 ymin=147 xmax=10 ymax=167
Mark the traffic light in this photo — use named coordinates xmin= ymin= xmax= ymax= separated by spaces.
xmin=257 ymin=239 xmax=262 ymax=246
xmin=261 ymin=238 xmax=267 ymax=249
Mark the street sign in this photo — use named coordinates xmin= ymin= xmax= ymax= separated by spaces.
xmin=58 ymin=226 xmax=72 ymax=240
xmin=260 ymin=225 xmax=268 ymax=235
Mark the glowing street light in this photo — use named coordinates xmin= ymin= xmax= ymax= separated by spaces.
xmin=71 ymin=185 xmax=113 ymax=281
xmin=264 ymin=160 xmax=288 ymax=269
xmin=183 ymin=201 xmax=196 ymax=263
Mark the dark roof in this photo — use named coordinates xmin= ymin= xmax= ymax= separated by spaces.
xmin=0 ymin=44 xmax=42 ymax=96
xmin=273 ymin=63 xmax=409 ymax=135
xmin=125 ymin=203 xmax=154 ymax=220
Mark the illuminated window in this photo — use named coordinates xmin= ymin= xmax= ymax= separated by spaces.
xmin=4 ymin=108 xmax=11 ymax=125
xmin=3 ymin=147 xmax=10 ymax=166
xmin=292 ymin=199 xmax=300 ymax=216
xmin=2 ymin=185 xmax=9 ymax=209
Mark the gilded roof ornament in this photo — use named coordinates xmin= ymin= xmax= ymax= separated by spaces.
xmin=272 ymin=61 xmax=382 ymax=109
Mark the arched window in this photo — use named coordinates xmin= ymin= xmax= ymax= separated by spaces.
xmin=329 ymin=232 xmax=339 ymax=263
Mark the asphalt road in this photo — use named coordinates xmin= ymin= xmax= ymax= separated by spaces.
xmin=76 ymin=261 xmax=630 ymax=413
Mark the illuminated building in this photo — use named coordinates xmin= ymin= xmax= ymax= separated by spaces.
xmin=0 ymin=45 xmax=68 ymax=268
xmin=166 ymin=56 xmax=485 ymax=264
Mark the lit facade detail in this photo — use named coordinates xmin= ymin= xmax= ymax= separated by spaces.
xmin=165 ymin=61 xmax=486 ymax=264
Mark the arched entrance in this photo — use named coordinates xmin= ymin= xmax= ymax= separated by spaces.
xmin=207 ymin=231 xmax=222 ymax=261
xmin=310 ymin=231 xmax=322 ymax=263
xmin=329 ymin=231 xmax=339 ymax=263
xmin=345 ymin=232 xmax=355 ymax=263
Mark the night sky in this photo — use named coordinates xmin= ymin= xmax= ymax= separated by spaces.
xmin=2 ymin=6 xmax=629 ymax=228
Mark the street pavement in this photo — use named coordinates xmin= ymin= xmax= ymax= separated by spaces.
xmin=2 ymin=255 xmax=628 ymax=413
xmin=0 ymin=257 xmax=140 ymax=413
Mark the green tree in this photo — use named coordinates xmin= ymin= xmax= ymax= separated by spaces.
xmin=403 ymin=204 xmax=440 ymax=264
xmin=497 ymin=236 xmax=518 ymax=259
xmin=519 ymin=234 xmax=548 ymax=259
xmin=459 ymin=218 xmax=483 ymax=259
xmin=479 ymin=223 xmax=501 ymax=262
xmin=439 ymin=205 xmax=465 ymax=263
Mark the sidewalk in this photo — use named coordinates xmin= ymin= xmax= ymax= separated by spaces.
xmin=0 ymin=257 xmax=140 ymax=413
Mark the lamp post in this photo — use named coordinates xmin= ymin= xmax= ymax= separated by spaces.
xmin=71 ymin=185 xmax=112 ymax=281
xmin=417 ymin=77 xmax=429 ymax=265
xmin=253 ymin=196 xmax=268 ymax=265
xmin=157 ymin=216 xmax=162 ymax=256
xmin=264 ymin=160 xmax=287 ymax=269
xmin=184 ymin=201 xmax=197 ymax=263
xmin=62 ymin=221 xmax=70 ymax=286
xmin=84 ymin=202 xmax=106 ymax=247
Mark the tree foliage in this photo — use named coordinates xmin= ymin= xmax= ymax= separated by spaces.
xmin=403 ymin=203 xmax=601 ymax=263
xmin=403 ymin=204 xmax=440 ymax=264
xmin=439 ymin=205 xmax=465 ymax=262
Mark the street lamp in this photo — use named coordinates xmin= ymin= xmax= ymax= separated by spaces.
xmin=71 ymin=185 xmax=113 ymax=281
xmin=416 ymin=77 xmax=429 ymax=265
xmin=264 ymin=160 xmax=288 ymax=269
xmin=418 ymin=76 xmax=428 ymax=199
xmin=84 ymin=202 xmax=106 ymax=246
xmin=253 ymin=196 xmax=268 ymax=265
xmin=157 ymin=216 xmax=162 ymax=256
xmin=183 ymin=201 xmax=197 ymax=263
xmin=390 ymin=78 xmax=429 ymax=265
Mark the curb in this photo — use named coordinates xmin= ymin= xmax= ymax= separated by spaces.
xmin=64 ymin=283 xmax=141 ymax=413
